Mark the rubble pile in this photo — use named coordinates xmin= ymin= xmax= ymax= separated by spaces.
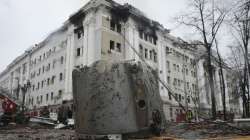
xmin=0 ymin=124 xmax=75 ymax=140
xmin=164 ymin=121 xmax=250 ymax=139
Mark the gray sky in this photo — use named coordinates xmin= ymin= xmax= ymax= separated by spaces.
xmin=0 ymin=0 xmax=228 ymax=72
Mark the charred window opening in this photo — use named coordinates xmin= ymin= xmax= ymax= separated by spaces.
xmin=110 ymin=5 xmax=130 ymax=23
xmin=117 ymin=23 xmax=121 ymax=33
xmin=145 ymin=34 xmax=148 ymax=41
xmin=139 ymin=30 xmax=143 ymax=39
xmin=110 ymin=40 xmax=115 ymax=51
xmin=77 ymin=32 xmax=81 ymax=39
xmin=74 ymin=26 xmax=84 ymax=39
xmin=77 ymin=48 xmax=81 ymax=56
xmin=117 ymin=43 xmax=121 ymax=52
xmin=138 ymin=100 xmax=146 ymax=109
xmin=69 ymin=10 xmax=85 ymax=26
xmin=110 ymin=19 xmax=122 ymax=33
xmin=110 ymin=20 xmax=116 ymax=31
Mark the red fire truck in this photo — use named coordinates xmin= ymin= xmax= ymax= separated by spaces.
xmin=0 ymin=92 xmax=19 ymax=125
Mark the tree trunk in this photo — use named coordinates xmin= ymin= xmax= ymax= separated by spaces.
xmin=207 ymin=48 xmax=217 ymax=119
xmin=215 ymin=40 xmax=227 ymax=120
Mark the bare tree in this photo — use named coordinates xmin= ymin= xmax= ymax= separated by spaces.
xmin=214 ymin=39 xmax=227 ymax=120
xmin=229 ymin=0 xmax=250 ymax=117
xmin=227 ymin=45 xmax=248 ymax=117
xmin=176 ymin=0 xmax=227 ymax=119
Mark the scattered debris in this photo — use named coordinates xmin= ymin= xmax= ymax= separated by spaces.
xmin=30 ymin=116 xmax=57 ymax=126
xmin=164 ymin=121 xmax=250 ymax=139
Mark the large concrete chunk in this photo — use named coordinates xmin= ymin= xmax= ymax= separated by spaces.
xmin=72 ymin=61 xmax=165 ymax=135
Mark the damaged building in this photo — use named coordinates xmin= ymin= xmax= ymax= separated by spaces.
xmin=0 ymin=0 xmax=243 ymax=121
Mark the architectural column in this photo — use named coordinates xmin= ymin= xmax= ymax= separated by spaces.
xmin=124 ymin=19 xmax=139 ymax=62
xmin=64 ymin=25 xmax=75 ymax=101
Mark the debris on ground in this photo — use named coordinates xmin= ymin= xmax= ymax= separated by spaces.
xmin=164 ymin=121 xmax=250 ymax=140
xmin=30 ymin=116 xmax=57 ymax=126
xmin=0 ymin=124 xmax=75 ymax=140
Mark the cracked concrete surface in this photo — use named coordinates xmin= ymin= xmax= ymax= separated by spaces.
xmin=72 ymin=61 xmax=166 ymax=135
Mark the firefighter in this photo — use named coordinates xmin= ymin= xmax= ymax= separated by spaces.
xmin=186 ymin=110 xmax=193 ymax=123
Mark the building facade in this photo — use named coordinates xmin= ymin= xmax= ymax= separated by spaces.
xmin=0 ymin=0 xmax=242 ymax=120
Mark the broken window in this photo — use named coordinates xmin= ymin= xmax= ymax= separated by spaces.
xmin=187 ymin=96 xmax=190 ymax=103
xmin=154 ymin=52 xmax=157 ymax=62
xmin=170 ymin=108 xmax=173 ymax=117
xmin=116 ymin=43 xmax=121 ymax=52
xmin=60 ymin=56 xmax=64 ymax=64
xmin=51 ymin=76 xmax=55 ymax=84
xmin=58 ymin=90 xmax=62 ymax=97
xmin=110 ymin=40 xmax=115 ymax=51
xmin=144 ymin=48 xmax=148 ymax=59
xmin=51 ymin=92 xmax=54 ymax=100
xmin=48 ymin=63 xmax=51 ymax=71
xmin=22 ymin=63 xmax=27 ymax=74
xmin=166 ymin=47 xmax=170 ymax=53
xmin=167 ymin=76 xmax=170 ymax=83
xmin=173 ymin=78 xmax=177 ymax=86
xmin=39 ymin=56 xmax=42 ymax=62
xmin=139 ymin=31 xmax=143 ymax=39
xmin=149 ymin=50 xmax=153 ymax=60
xmin=77 ymin=48 xmax=81 ymax=56
xmin=77 ymin=32 xmax=81 ymax=39
xmin=74 ymin=26 xmax=84 ymax=39
xmin=144 ymin=34 xmax=148 ymax=41
xmin=139 ymin=44 xmax=143 ymax=56
xmin=42 ymin=66 xmax=45 ymax=73
xmin=40 ymin=95 xmax=43 ymax=104
xmin=153 ymin=37 xmax=157 ymax=45
xmin=179 ymin=94 xmax=181 ymax=101
xmin=149 ymin=36 xmax=153 ymax=43
xmin=37 ymin=96 xmax=39 ymax=104
xmin=41 ymin=81 xmax=44 ymax=88
xmin=59 ymin=73 xmax=63 ymax=81
xmin=117 ymin=23 xmax=121 ymax=33
xmin=47 ymin=78 xmax=50 ymax=85
xmin=110 ymin=20 xmax=115 ymax=31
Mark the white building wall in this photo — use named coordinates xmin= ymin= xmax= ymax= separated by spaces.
xmin=0 ymin=0 xmax=243 ymax=120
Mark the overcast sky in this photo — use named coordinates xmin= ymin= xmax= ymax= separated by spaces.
xmin=0 ymin=0 xmax=229 ymax=72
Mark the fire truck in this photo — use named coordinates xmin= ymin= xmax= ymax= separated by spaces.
xmin=0 ymin=88 xmax=20 ymax=126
